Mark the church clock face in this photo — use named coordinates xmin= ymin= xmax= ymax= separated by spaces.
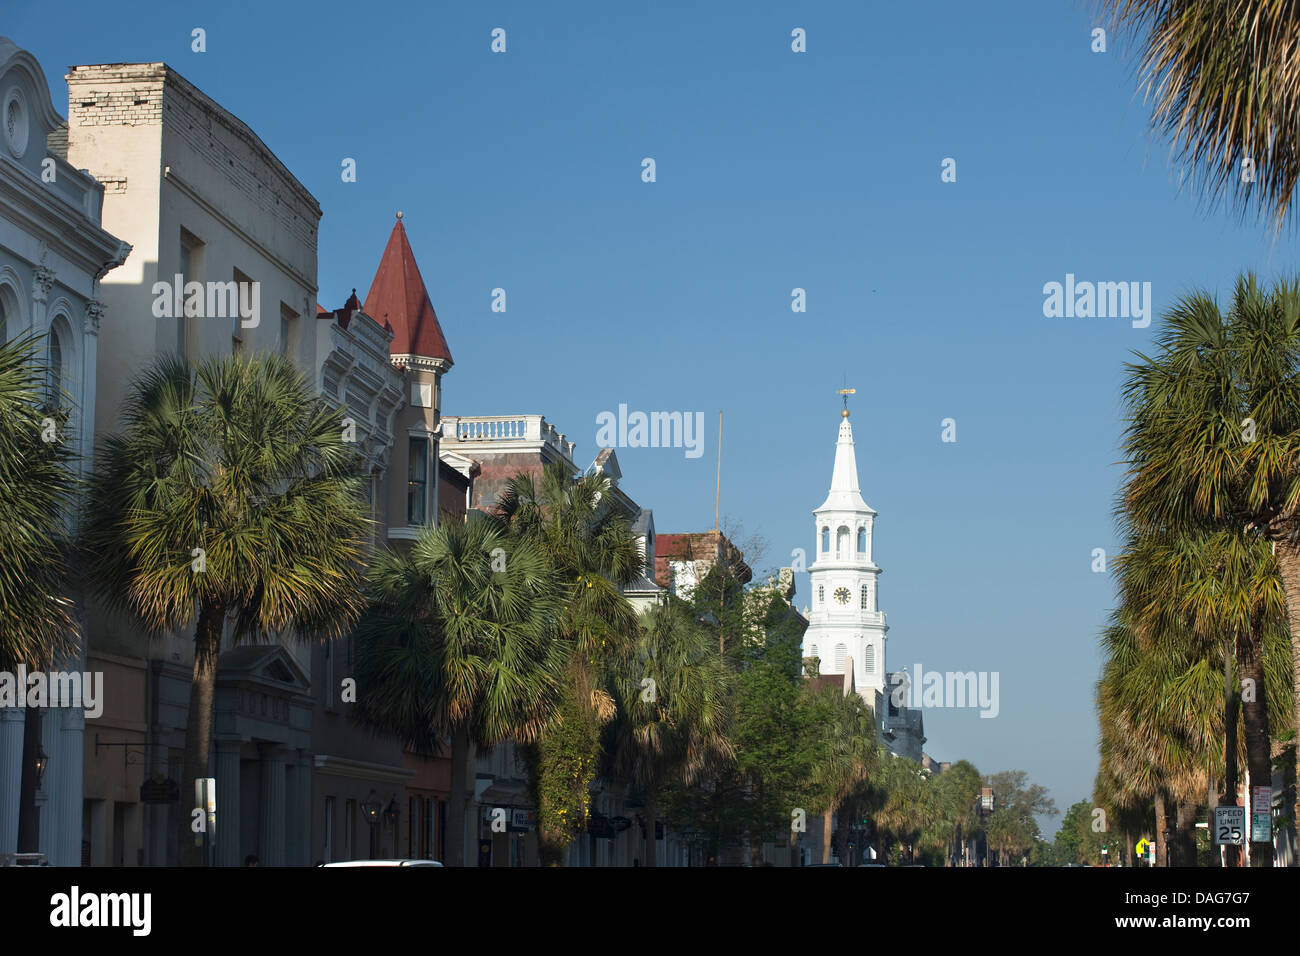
xmin=833 ymin=587 xmax=850 ymax=605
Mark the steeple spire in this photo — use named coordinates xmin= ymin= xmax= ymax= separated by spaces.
xmin=817 ymin=396 xmax=874 ymax=514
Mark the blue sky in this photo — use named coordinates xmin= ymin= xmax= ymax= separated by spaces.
xmin=13 ymin=0 xmax=1300 ymax=831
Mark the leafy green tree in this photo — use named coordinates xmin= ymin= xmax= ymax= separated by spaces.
xmin=730 ymin=590 xmax=816 ymax=863
xmin=983 ymin=770 xmax=1056 ymax=866
xmin=351 ymin=517 xmax=566 ymax=866
xmin=83 ymin=354 xmax=369 ymax=865
xmin=1055 ymin=801 xmax=1091 ymax=865
xmin=608 ymin=598 xmax=733 ymax=867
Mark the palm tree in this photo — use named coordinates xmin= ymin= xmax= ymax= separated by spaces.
xmin=802 ymin=684 xmax=880 ymax=865
xmin=0 ymin=333 xmax=78 ymax=668
xmin=930 ymin=759 xmax=982 ymax=865
xmin=875 ymin=757 xmax=939 ymax=865
xmin=0 ymin=333 xmax=79 ymax=855
xmin=1098 ymin=612 xmax=1220 ymax=866
xmin=1116 ymin=528 xmax=1288 ymax=865
xmin=1120 ymin=275 xmax=1300 ymax=847
xmin=1099 ymin=1 xmax=1300 ymax=229
xmin=351 ymin=517 xmax=566 ymax=866
xmin=82 ymin=354 xmax=370 ymax=865
xmin=494 ymin=461 xmax=642 ymax=861
xmin=608 ymin=599 xmax=733 ymax=867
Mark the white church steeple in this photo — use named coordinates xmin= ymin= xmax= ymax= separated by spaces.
xmin=802 ymin=399 xmax=888 ymax=700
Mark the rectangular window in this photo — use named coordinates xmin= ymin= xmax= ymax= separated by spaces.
xmin=344 ymin=799 xmax=355 ymax=860
xmin=407 ymin=437 xmax=429 ymax=524
xmin=232 ymin=269 xmax=252 ymax=352
xmin=280 ymin=302 xmax=298 ymax=357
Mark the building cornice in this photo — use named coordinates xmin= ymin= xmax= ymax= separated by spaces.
xmin=313 ymin=754 xmax=415 ymax=784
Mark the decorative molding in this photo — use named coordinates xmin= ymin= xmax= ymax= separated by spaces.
xmin=32 ymin=265 xmax=54 ymax=303
xmin=84 ymin=299 xmax=104 ymax=336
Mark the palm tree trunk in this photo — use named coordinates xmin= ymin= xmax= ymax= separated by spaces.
xmin=1274 ymin=540 xmax=1300 ymax=847
xmin=1155 ymin=792 xmax=1168 ymax=867
xmin=822 ymin=808 xmax=833 ymax=864
xmin=1236 ymin=624 xmax=1274 ymax=866
xmin=644 ymin=789 xmax=658 ymax=868
xmin=176 ymin=598 xmax=224 ymax=866
xmin=1222 ymin=635 xmax=1242 ymax=867
xmin=1175 ymin=801 xmax=1197 ymax=867
xmin=446 ymin=720 xmax=471 ymax=867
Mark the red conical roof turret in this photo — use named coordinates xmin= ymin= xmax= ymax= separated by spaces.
xmin=363 ymin=213 xmax=453 ymax=364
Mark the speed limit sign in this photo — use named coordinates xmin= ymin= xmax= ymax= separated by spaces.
xmin=1213 ymin=806 xmax=1244 ymax=845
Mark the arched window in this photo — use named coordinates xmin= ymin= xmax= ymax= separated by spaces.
xmin=864 ymin=644 xmax=875 ymax=673
xmin=836 ymin=526 xmax=849 ymax=559
xmin=834 ymin=644 xmax=847 ymax=672
xmin=817 ymin=585 xmax=824 ymax=604
xmin=821 ymin=527 xmax=829 ymax=553
xmin=861 ymin=584 xmax=869 ymax=609
xmin=857 ymin=527 xmax=866 ymax=553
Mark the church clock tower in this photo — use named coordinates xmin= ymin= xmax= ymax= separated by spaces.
xmin=802 ymin=394 xmax=888 ymax=700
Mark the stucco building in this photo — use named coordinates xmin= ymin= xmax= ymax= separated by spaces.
xmin=0 ymin=36 xmax=129 ymax=866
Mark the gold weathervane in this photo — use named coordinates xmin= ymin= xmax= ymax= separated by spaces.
xmin=838 ymin=386 xmax=855 ymax=418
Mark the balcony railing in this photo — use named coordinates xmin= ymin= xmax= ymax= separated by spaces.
xmin=441 ymin=414 xmax=576 ymax=462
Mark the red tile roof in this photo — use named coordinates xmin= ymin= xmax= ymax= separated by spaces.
xmin=363 ymin=215 xmax=453 ymax=364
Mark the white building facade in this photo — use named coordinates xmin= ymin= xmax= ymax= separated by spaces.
xmin=0 ymin=37 xmax=129 ymax=866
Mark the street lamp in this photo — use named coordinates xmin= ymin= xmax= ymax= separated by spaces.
xmin=34 ymin=745 xmax=48 ymax=788
xmin=361 ymin=790 xmax=381 ymax=859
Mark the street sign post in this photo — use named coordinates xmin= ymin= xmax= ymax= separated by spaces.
xmin=1213 ymin=806 xmax=1244 ymax=846
xmin=1250 ymin=786 xmax=1271 ymax=843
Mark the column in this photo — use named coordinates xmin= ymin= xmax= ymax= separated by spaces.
xmin=80 ymin=300 xmax=103 ymax=472
xmin=214 ymin=739 xmax=241 ymax=867
xmin=284 ymin=752 xmax=307 ymax=866
xmin=56 ymin=705 xmax=85 ymax=866
xmin=257 ymin=744 xmax=286 ymax=866
xmin=0 ymin=709 xmax=24 ymax=853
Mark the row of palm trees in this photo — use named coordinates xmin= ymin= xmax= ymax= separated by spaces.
xmin=1098 ymin=275 xmax=1300 ymax=866
xmin=3 ymin=339 xmax=1033 ymax=866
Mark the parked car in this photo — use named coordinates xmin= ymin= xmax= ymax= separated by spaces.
xmin=318 ymin=859 xmax=443 ymax=867
xmin=0 ymin=852 xmax=51 ymax=866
